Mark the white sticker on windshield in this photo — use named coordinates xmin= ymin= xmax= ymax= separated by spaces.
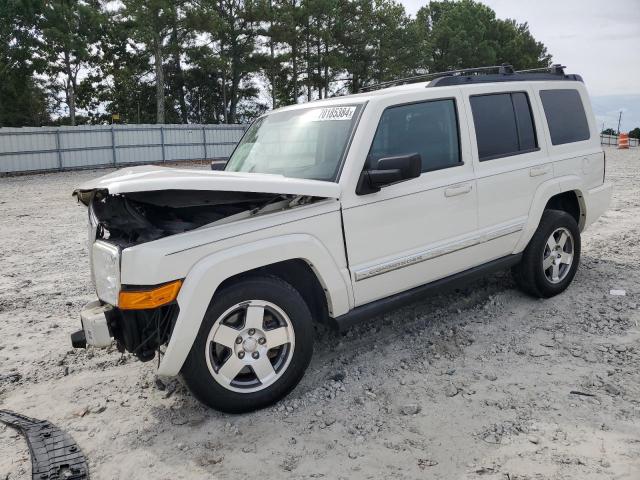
xmin=313 ymin=106 xmax=356 ymax=121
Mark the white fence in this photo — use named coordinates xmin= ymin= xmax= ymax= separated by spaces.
xmin=600 ymin=134 xmax=639 ymax=147
xmin=0 ymin=124 xmax=247 ymax=174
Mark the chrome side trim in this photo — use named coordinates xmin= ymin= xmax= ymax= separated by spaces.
xmin=353 ymin=222 xmax=524 ymax=282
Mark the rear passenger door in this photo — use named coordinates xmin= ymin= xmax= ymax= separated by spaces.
xmin=464 ymin=87 xmax=551 ymax=260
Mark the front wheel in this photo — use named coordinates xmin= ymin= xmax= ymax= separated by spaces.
xmin=512 ymin=209 xmax=581 ymax=298
xmin=181 ymin=276 xmax=314 ymax=413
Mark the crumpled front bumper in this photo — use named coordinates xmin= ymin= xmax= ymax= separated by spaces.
xmin=71 ymin=300 xmax=113 ymax=349
xmin=70 ymin=298 xmax=180 ymax=363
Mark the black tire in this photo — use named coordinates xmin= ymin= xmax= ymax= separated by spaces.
xmin=512 ymin=209 xmax=581 ymax=298
xmin=181 ymin=276 xmax=314 ymax=413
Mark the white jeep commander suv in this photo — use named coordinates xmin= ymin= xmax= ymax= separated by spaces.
xmin=71 ymin=64 xmax=612 ymax=413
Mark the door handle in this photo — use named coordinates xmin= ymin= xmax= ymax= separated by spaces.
xmin=530 ymin=165 xmax=551 ymax=177
xmin=444 ymin=184 xmax=472 ymax=197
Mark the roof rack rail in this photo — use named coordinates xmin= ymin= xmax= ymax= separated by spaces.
xmin=359 ymin=63 xmax=581 ymax=93
xmin=359 ymin=64 xmax=511 ymax=92
xmin=516 ymin=64 xmax=566 ymax=75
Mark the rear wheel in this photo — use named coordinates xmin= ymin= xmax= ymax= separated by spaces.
xmin=512 ymin=209 xmax=581 ymax=298
xmin=181 ymin=276 xmax=314 ymax=413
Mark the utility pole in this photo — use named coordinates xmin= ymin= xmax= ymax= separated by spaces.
xmin=617 ymin=110 xmax=622 ymax=135
xmin=269 ymin=0 xmax=276 ymax=110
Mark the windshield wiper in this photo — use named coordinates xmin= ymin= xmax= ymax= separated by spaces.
xmin=250 ymin=194 xmax=288 ymax=215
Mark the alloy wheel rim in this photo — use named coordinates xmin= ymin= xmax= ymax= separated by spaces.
xmin=204 ymin=300 xmax=295 ymax=393
xmin=542 ymin=227 xmax=574 ymax=284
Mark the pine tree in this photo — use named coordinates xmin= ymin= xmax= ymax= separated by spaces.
xmin=39 ymin=0 xmax=103 ymax=125
xmin=120 ymin=0 xmax=183 ymax=123
xmin=0 ymin=0 xmax=51 ymax=126
xmin=413 ymin=0 xmax=550 ymax=73
xmin=1 ymin=0 xmax=558 ymax=125
xmin=190 ymin=0 xmax=263 ymax=123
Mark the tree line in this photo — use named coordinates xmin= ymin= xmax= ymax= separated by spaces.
xmin=0 ymin=0 xmax=552 ymax=127
xmin=602 ymin=128 xmax=640 ymax=139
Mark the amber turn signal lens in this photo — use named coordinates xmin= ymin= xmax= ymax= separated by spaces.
xmin=118 ymin=280 xmax=182 ymax=310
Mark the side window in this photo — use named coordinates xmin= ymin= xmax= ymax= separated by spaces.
xmin=368 ymin=99 xmax=461 ymax=173
xmin=470 ymin=92 xmax=538 ymax=161
xmin=540 ymin=89 xmax=590 ymax=145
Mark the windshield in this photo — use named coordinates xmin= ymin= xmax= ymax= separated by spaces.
xmin=225 ymin=104 xmax=363 ymax=182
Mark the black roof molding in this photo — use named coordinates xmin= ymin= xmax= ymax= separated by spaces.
xmin=359 ymin=64 xmax=583 ymax=93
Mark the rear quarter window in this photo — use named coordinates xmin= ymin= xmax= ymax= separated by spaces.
xmin=540 ymin=89 xmax=591 ymax=145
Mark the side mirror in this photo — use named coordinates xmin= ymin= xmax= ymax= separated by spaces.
xmin=356 ymin=153 xmax=421 ymax=195
xmin=210 ymin=159 xmax=228 ymax=171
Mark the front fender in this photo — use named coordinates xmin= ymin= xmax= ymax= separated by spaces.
xmin=157 ymin=234 xmax=350 ymax=376
xmin=512 ymin=175 xmax=585 ymax=253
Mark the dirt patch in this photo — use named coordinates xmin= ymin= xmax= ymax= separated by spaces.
xmin=1 ymin=149 xmax=639 ymax=479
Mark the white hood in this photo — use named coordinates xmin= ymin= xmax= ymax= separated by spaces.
xmin=73 ymin=165 xmax=341 ymax=199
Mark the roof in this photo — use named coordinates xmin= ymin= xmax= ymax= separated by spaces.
xmin=274 ymin=64 xmax=582 ymax=112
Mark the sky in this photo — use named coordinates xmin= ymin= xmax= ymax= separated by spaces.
xmin=400 ymin=0 xmax=640 ymax=132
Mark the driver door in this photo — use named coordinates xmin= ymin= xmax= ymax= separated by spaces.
xmin=340 ymin=95 xmax=479 ymax=306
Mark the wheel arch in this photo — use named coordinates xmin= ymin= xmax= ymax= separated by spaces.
xmin=217 ymin=259 xmax=330 ymax=327
xmin=543 ymin=190 xmax=585 ymax=230
xmin=157 ymin=234 xmax=350 ymax=376
xmin=513 ymin=176 xmax=587 ymax=254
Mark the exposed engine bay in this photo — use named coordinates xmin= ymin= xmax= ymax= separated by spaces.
xmin=81 ymin=189 xmax=319 ymax=247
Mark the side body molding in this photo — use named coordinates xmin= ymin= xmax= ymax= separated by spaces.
xmin=157 ymin=234 xmax=351 ymax=376
xmin=513 ymin=175 xmax=584 ymax=253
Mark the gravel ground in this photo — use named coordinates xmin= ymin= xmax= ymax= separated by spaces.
xmin=1 ymin=148 xmax=639 ymax=480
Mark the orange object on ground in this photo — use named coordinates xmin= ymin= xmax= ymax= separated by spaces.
xmin=618 ymin=132 xmax=629 ymax=149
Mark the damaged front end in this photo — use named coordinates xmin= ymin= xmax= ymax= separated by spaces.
xmin=110 ymin=303 xmax=180 ymax=362
xmin=71 ymin=167 xmax=341 ymax=361
xmin=73 ymin=166 xmax=341 ymax=247
xmin=72 ymin=299 xmax=178 ymax=362
xmin=86 ymin=189 xmax=305 ymax=247
xmin=73 ymin=190 xmax=313 ymax=361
